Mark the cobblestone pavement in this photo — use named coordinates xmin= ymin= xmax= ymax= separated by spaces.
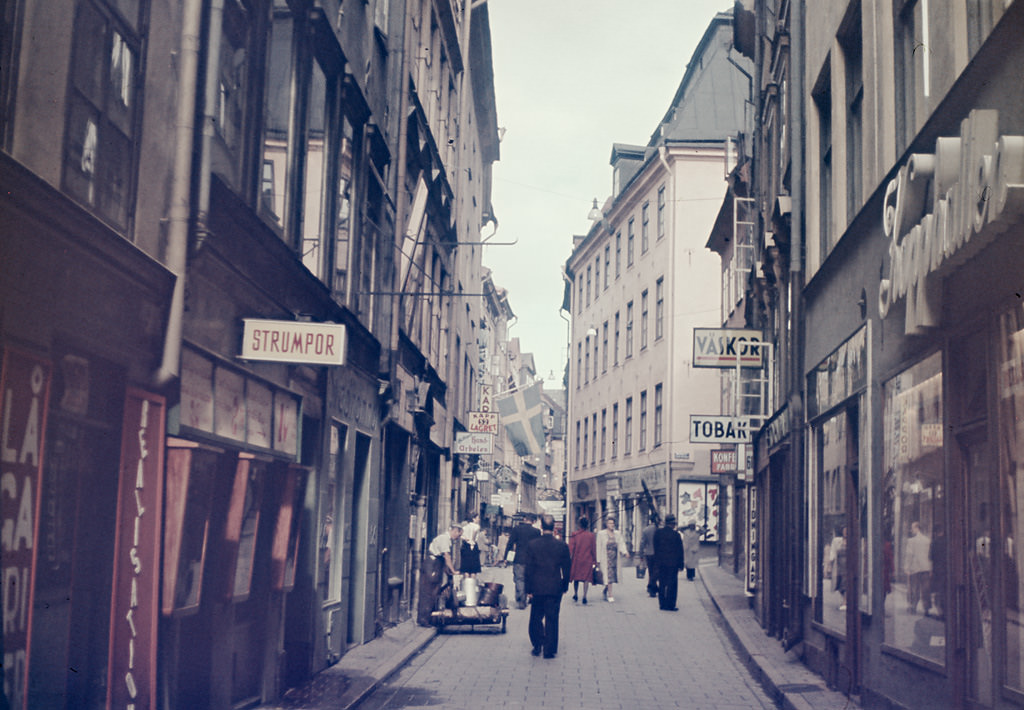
xmin=356 ymin=562 xmax=778 ymax=710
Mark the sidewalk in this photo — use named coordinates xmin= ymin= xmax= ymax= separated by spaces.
xmin=262 ymin=560 xmax=860 ymax=710
xmin=698 ymin=560 xmax=861 ymax=710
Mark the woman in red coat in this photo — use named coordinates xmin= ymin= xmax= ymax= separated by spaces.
xmin=567 ymin=516 xmax=597 ymax=604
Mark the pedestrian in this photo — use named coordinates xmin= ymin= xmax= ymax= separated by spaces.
xmin=521 ymin=514 xmax=571 ymax=659
xmin=681 ymin=522 xmax=701 ymax=581
xmin=653 ymin=515 xmax=684 ymax=611
xmin=505 ymin=512 xmax=541 ymax=609
xmin=567 ymin=516 xmax=597 ymax=603
xmin=417 ymin=523 xmax=462 ymax=626
xmin=595 ymin=515 xmax=628 ymax=602
xmin=640 ymin=514 xmax=659 ymax=597
xmin=904 ymin=521 xmax=932 ymax=614
xmin=459 ymin=512 xmax=482 ymax=578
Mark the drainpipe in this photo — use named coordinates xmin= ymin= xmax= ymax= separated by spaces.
xmin=154 ymin=0 xmax=204 ymax=387
xmin=658 ymin=145 xmax=674 ymax=521
xmin=196 ymin=0 xmax=226 ymax=249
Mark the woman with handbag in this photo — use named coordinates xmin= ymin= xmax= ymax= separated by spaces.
xmin=595 ymin=516 xmax=628 ymax=602
xmin=567 ymin=516 xmax=597 ymax=603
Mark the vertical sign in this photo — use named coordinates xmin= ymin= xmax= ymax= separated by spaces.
xmin=108 ymin=388 xmax=165 ymax=710
xmin=0 ymin=348 xmax=50 ymax=710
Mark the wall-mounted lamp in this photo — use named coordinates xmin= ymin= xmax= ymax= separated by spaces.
xmin=585 ymin=327 xmax=598 ymax=338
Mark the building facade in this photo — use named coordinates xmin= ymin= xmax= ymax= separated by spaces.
xmin=0 ymin=0 xmax=498 ymax=707
xmin=565 ymin=11 xmax=752 ymax=552
xmin=735 ymin=1 xmax=1024 ymax=709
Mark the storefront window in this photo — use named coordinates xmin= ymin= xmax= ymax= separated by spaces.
xmin=882 ymin=351 xmax=944 ymax=662
xmin=998 ymin=305 xmax=1024 ymax=690
xmin=818 ymin=411 xmax=849 ymax=632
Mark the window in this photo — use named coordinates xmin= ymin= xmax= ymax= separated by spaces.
xmin=614 ymin=312 xmax=620 ymax=365
xmin=893 ymin=0 xmax=925 ymax=152
xmin=212 ymin=0 xmax=252 ymax=191
xmin=612 ymin=403 xmax=619 ymax=458
xmin=641 ymin=202 xmax=650 ymax=253
xmin=999 ymin=305 xmax=1024 ymax=691
xmin=593 ymin=337 xmax=599 ymax=378
xmin=641 ymin=290 xmax=649 ymax=350
xmin=600 ymin=409 xmax=607 ymax=462
xmin=615 ymin=232 xmax=622 ymax=277
xmin=63 ymin=0 xmax=144 ymax=230
xmin=301 ymin=59 xmax=329 ymax=279
xmin=577 ymin=342 xmax=583 ymax=388
xmin=657 ymin=185 xmax=666 ymax=240
xmin=813 ymin=60 xmax=833 ymax=257
xmin=604 ymin=246 xmax=610 ymax=289
xmin=627 ymin=219 xmax=635 ymax=266
xmin=584 ymin=338 xmax=590 ymax=383
xmin=839 ymin=5 xmax=863 ymax=216
xmin=602 ymin=322 xmax=609 ymax=373
xmin=626 ymin=302 xmax=634 ymax=358
xmin=654 ymin=384 xmax=663 ymax=447
xmin=594 ymin=256 xmax=600 ymax=300
xmin=575 ymin=421 xmax=581 ymax=469
xmin=586 ymin=265 xmax=592 ymax=305
xmin=578 ymin=278 xmax=584 ymax=314
xmin=624 ymin=397 xmax=633 ymax=455
xmin=639 ymin=390 xmax=647 ymax=451
xmin=583 ymin=423 xmax=588 ymax=467
xmin=655 ymin=278 xmax=664 ymax=340
xmin=591 ymin=414 xmax=597 ymax=464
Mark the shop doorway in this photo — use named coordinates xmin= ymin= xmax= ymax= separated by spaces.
xmin=957 ymin=428 xmax=996 ymax=709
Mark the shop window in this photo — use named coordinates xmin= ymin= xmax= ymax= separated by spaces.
xmin=998 ymin=306 xmax=1024 ymax=691
xmin=882 ymin=352 xmax=944 ymax=661
xmin=818 ymin=411 xmax=849 ymax=633
xmin=62 ymin=0 xmax=142 ymax=231
xmin=226 ymin=456 xmax=266 ymax=601
xmin=164 ymin=445 xmax=219 ymax=615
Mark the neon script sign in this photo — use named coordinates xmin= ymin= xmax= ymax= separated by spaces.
xmin=879 ymin=109 xmax=1024 ymax=334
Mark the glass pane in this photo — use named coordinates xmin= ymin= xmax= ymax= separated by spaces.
xmin=98 ymin=124 xmax=131 ymax=228
xmin=819 ymin=411 xmax=849 ymax=632
xmin=998 ymin=305 xmax=1024 ymax=691
xmin=302 ymin=61 xmax=328 ymax=279
xmin=882 ymin=351 xmax=945 ymax=662
xmin=261 ymin=14 xmax=294 ymax=225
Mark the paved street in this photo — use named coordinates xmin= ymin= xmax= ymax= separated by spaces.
xmin=357 ymin=561 xmax=778 ymax=710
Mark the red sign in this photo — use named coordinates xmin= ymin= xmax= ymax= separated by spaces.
xmin=107 ymin=388 xmax=165 ymax=710
xmin=0 ymin=348 xmax=51 ymax=710
xmin=711 ymin=449 xmax=737 ymax=473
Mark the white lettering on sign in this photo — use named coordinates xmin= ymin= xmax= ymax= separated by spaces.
xmin=880 ymin=110 xmax=1024 ymax=334
xmin=689 ymin=416 xmax=751 ymax=444
xmin=693 ymin=328 xmax=764 ymax=368
xmin=241 ymin=319 xmax=346 ymax=366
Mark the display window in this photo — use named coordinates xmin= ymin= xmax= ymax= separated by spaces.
xmin=882 ymin=351 xmax=945 ymax=663
xmin=998 ymin=304 xmax=1024 ymax=693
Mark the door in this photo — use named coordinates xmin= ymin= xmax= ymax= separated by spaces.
xmin=958 ymin=429 xmax=996 ymax=708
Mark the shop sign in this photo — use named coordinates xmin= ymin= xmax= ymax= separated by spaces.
xmin=807 ymin=325 xmax=867 ymax=419
xmin=479 ymin=385 xmax=493 ymax=412
xmin=108 ymin=389 xmax=164 ymax=710
xmin=711 ymin=449 xmax=737 ymax=473
xmin=693 ymin=328 xmax=764 ymax=368
xmin=454 ymin=431 xmax=493 ymax=454
xmin=467 ymin=411 xmax=498 ymax=434
xmin=0 ymin=348 xmax=50 ymax=710
xmin=880 ymin=109 xmax=1024 ymax=334
xmin=241 ymin=318 xmax=346 ymax=366
xmin=689 ymin=415 xmax=751 ymax=444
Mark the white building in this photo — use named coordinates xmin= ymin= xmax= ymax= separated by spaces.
xmin=565 ymin=11 xmax=753 ymax=548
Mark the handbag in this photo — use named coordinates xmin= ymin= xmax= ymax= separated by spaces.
xmin=636 ymin=559 xmax=646 ymax=579
xmin=592 ymin=563 xmax=604 ymax=586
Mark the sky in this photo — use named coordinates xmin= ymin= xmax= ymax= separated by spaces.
xmin=483 ymin=0 xmax=733 ymax=387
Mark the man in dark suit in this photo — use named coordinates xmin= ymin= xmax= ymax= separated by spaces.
xmin=505 ymin=512 xmax=541 ymax=609
xmin=521 ymin=514 xmax=571 ymax=659
xmin=653 ymin=515 xmax=685 ymax=611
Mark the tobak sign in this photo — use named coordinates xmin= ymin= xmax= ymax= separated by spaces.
xmin=690 ymin=415 xmax=751 ymax=444
xmin=693 ymin=328 xmax=764 ymax=368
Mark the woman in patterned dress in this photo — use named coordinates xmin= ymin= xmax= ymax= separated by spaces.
xmin=595 ymin=516 xmax=628 ymax=601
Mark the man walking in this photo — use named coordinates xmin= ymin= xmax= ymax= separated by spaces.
xmin=653 ymin=515 xmax=684 ymax=611
xmin=640 ymin=514 xmax=659 ymax=597
xmin=521 ymin=514 xmax=571 ymax=659
xmin=505 ymin=512 xmax=541 ymax=609
xmin=417 ymin=523 xmax=462 ymax=626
